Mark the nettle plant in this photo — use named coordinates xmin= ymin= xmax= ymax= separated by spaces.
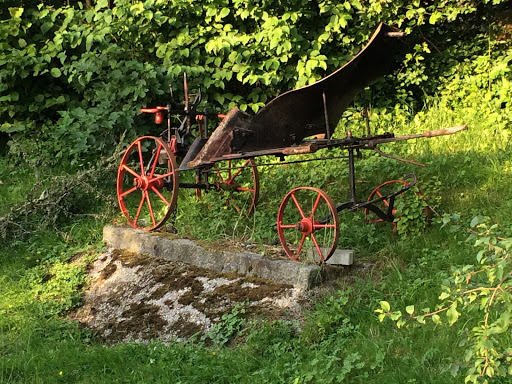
xmin=376 ymin=218 xmax=512 ymax=383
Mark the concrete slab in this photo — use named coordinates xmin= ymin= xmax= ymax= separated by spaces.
xmin=103 ymin=225 xmax=324 ymax=290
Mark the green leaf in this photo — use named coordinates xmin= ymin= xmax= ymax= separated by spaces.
xmin=406 ymin=305 xmax=415 ymax=315
xmin=446 ymin=303 xmax=460 ymax=326
xmin=219 ymin=8 xmax=230 ymax=19
xmin=214 ymin=93 xmax=225 ymax=105
xmin=51 ymin=68 xmax=62 ymax=78
xmin=439 ymin=291 xmax=450 ymax=300
xmin=9 ymin=7 xmax=24 ymax=18
xmin=95 ymin=0 xmax=109 ymax=9
xmin=18 ymin=38 xmax=27 ymax=48
xmin=41 ymin=21 xmax=53 ymax=35
xmin=429 ymin=12 xmax=442 ymax=25
xmin=470 ymin=215 xmax=486 ymax=228
xmin=380 ymin=301 xmax=390 ymax=312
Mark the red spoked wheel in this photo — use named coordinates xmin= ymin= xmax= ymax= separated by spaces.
xmin=364 ymin=180 xmax=407 ymax=229
xmin=277 ymin=187 xmax=340 ymax=264
xmin=208 ymin=158 xmax=259 ymax=216
xmin=117 ymin=136 xmax=179 ymax=231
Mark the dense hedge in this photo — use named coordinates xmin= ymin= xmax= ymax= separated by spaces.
xmin=0 ymin=0 xmax=510 ymax=163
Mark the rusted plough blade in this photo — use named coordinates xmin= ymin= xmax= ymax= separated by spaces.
xmin=189 ymin=23 xmax=404 ymax=167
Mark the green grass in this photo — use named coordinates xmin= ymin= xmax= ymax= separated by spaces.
xmin=1 ymin=85 xmax=512 ymax=383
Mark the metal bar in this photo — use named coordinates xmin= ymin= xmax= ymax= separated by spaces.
xmin=206 ymin=154 xmax=350 ymax=173
xmin=322 ymin=90 xmax=332 ymax=139
xmin=361 ymin=89 xmax=371 ymax=137
xmin=348 ymin=148 xmax=357 ymax=203
xmin=177 ymin=182 xmax=209 ymax=189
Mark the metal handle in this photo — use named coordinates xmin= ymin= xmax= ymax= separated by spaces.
xmin=402 ymin=173 xmax=417 ymax=190
xmin=423 ymin=125 xmax=468 ymax=138
xmin=140 ymin=106 xmax=167 ymax=113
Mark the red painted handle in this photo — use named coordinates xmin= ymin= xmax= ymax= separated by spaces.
xmin=140 ymin=106 xmax=167 ymax=113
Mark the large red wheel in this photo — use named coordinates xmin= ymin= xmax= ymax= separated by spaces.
xmin=117 ymin=136 xmax=179 ymax=231
xmin=207 ymin=158 xmax=259 ymax=216
xmin=277 ymin=187 xmax=340 ymax=264
xmin=364 ymin=180 xmax=407 ymax=228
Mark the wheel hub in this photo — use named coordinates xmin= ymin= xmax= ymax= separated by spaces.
xmin=295 ymin=218 xmax=313 ymax=234
xmin=134 ymin=176 xmax=164 ymax=191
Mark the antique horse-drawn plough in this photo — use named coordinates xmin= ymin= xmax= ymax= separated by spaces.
xmin=117 ymin=23 xmax=466 ymax=264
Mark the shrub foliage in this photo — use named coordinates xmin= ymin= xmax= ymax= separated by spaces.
xmin=1 ymin=0 xmax=510 ymax=164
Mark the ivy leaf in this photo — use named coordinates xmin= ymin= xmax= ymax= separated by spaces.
xmin=406 ymin=305 xmax=415 ymax=315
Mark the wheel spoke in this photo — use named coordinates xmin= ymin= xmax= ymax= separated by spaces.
xmin=310 ymin=233 xmax=324 ymax=261
xmin=291 ymin=192 xmax=306 ymax=219
xmin=134 ymin=192 xmax=146 ymax=224
xmin=375 ymin=190 xmax=391 ymax=208
xmin=120 ymin=186 xmax=138 ymax=198
xmin=278 ymin=223 xmax=296 ymax=229
xmin=309 ymin=192 xmax=323 ymax=219
xmin=230 ymin=198 xmax=242 ymax=214
xmin=149 ymin=143 xmax=163 ymax=178
xmin=122 ymin=164 xmax=140 ymax=179
xmin=229 ymin=159 xmax=251 ymax=181
xmin=227 ymin=160 xmax=232 ymax=179
xmin=152 ymin=171 xmax=175 ymax=182
xmin=214 ymin=166 xmax=225 ymax=182
xmin=235 ymin=187 xmax=255 ymax=193
xmin=137 ymin=141 xmax=145 ymax=176
xmin=296 ymin=233 xmax=307 ymax=255
xmin=145 ymin=191 xmax=157 ymax=227
xmin=151 ymin=186 xmax=171 ymax=207
xmin=313 ymin=223 xmax=336 ymax=229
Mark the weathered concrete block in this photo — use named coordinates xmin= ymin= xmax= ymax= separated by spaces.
xmin=305 ymin=247 xmax=354 ymax=266
xmin=103 ymin=226 xmax=321 ymax=290
xmin=325 ymin=249 xmax=354 ymax=266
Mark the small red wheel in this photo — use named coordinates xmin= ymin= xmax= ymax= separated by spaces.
xmin=277 ymin=187 xmax=340 ymax=264
xmin=117 ymin=136 xmax=179 ymax=230
xmin=364 ymin=180 xmax=407 ymax=229
xmin=206 ymin=158 xmax=259 ymax=216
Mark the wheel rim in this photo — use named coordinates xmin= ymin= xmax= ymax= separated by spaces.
xmin=364 ymin=180 xmax=407 ymax=225
xmin=277 ymin=187 xmax=340 ymax=264
xmin=210 ymin=158 xmax=259 ymax=216
xmin=117 ymin=136 xmax=179 ymax=230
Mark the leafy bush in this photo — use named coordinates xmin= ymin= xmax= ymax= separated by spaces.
xmin=1 ymin=0 xmax=510 ymax=164
xmin=377 ymin=219 xmax=512 ymax=383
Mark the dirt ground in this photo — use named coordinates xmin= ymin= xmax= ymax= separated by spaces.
xmin=70 ymin=248 xmax=309 ymax=343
